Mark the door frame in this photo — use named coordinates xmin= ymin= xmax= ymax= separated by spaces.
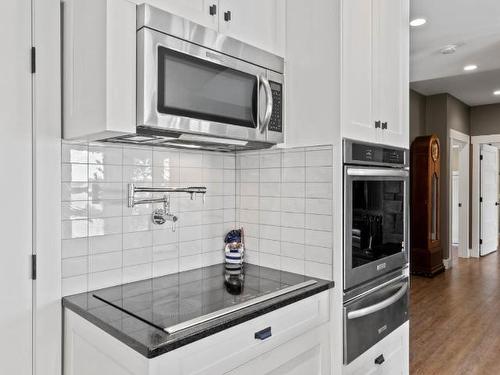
xmin=471 ymin=134 xmax=500 ymax=257
xmin=447 ymin=129 xmax=470 ymax=266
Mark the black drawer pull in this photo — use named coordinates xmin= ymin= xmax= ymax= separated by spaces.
xmin=382 ymin=122 xmax=388 ymax=130
xmin=224 ymin=11 xmax=231 ymax=22
xmin=255 ymin=327 xmax=272 ymax=340
xmin=375 ymin=121 xmax=381 ymax=129
xmin=375 ymin=354 xmax=385 ymax=365
xmin=209 ymin=4 xmax=217 ymax=15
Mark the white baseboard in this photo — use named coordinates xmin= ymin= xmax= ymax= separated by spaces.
xmin=443 ymin=258 xmax=451 ymax=269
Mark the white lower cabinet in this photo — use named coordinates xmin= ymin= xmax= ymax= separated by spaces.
xmin=343 ymin=321 xmax=409 ymax=375
xmin=64 ymin=291 xmax=331 ymax=375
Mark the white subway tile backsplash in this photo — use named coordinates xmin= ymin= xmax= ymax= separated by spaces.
xmin=305 ymin=260 xmax=332 ymax=279
xmin=123 ymin=147 xmax=153 ymax=166
xmin=89 ymin=144 xmax=123 ymax=165
xmin=62 ymin=238 xmax=88 ymax=259
xmin=62 ymin=256 xmax=88 ymax=278
xmin=305 ymin=149 xmax=333 ymax=167
xmin=89 ymin=234 xmax=122 ymax=254
xmin=62 ymin=143 xmax=88 ymax=164
xmin=306 ymin=198 xmax=333 ymax=215
xmin=306 ymin=166 xmax=333 ymax=183
xmin=62 ymin=182 xmax=88 ymax=202
xmin=62 ymin=164 xmax=87 ymax=182
xmin=90 ymin=252 xmax=122 ymax=273
xmin=61 ymin=141 xmax=333 ymax=296
xmin=89 ymin=217 xmax=122 ymax=237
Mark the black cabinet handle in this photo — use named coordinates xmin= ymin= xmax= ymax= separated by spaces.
xmin=496 ymin=202 xmax=499 ymax=206
xmin=209 ymin=4 xmax=217 ymax=15
xmin=224 ymin=11 xmax=231 ymax=22
xmin=382 ymin=122 xmax=388 ymax=130
xmin=375 ymin=121 xmax=381 ymax=129
xmin=374 ymin=354 xmax=385 ymax=365
xmin=254 ymin=327 xmax=272 ymax=340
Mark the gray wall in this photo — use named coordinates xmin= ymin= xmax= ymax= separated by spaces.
xmin=410 ymin=90 xmax=426 ymax=143
xmin=470 ymin=103 xmax=500 ymax=136
xmin=409 ymin=92 xmax=471 ymax=259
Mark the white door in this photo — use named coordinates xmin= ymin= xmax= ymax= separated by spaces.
xmin=480 ymin=144 xmax=499 ymax=256
xmin=0 ymin=0 xmax=34 ymax=373
xmin=218 ymin=0 xmax=284 ymax=54
xmin=374 ymin=0 xmax=409 ymax=149
xmin=128 ymin=0 xmax=219 ymax=30
xmin=341 ymin=0 xmax=377 ymax=144
xmin=452 ymin=172 xmax=460 ymax=244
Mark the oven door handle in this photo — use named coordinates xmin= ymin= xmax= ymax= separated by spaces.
xmin=347 ymin=283 xmax=408 ymax=320
xmin=259 ymin=75 xmax=273 ymax=133
xmin=346 ymin=168 xmax=409 ymax=178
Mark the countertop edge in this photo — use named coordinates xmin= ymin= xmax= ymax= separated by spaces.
xmin=63 ymin=280 xmax=334 ymax=359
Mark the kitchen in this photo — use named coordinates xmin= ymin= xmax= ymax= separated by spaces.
xmin=2 ymin=0 xmax=410 ymax=374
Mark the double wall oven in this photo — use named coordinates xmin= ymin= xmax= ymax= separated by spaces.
xmin=343 ymin=140 xmax=409 ymax=364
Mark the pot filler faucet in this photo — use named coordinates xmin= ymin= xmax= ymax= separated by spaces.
xmin=127 ymin=184 xmax=207 ymax=231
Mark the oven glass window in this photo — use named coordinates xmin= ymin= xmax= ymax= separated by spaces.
xmin=351 ymin=180 xmax=404 ymax=268
xmin=157 ymin=47 xmax=257 ymax=128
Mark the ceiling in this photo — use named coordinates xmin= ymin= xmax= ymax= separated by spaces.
xmin=410 ymin=0 xmax=500 ymax=106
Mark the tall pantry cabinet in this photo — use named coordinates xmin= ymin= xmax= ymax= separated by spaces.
xmin=286 ymin=0 xmax=409 ymax=149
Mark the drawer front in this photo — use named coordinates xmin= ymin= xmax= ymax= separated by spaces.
xmin=151 ymin=291 xmax=330 ymax=374
xmin=344 ymin=278 xmax=408 ymax=364
xmin=343 ymin=321 xmax=409 ymax=375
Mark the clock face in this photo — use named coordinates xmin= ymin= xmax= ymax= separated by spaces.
xmin=431 ymin=140 xmax=440 ymax=162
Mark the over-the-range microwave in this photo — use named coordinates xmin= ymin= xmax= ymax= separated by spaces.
xmin=62 ymin=1 xmax=284 ymax=151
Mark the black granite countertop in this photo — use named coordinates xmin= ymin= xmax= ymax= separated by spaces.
xmin=62 ymin=263 xmax=334 ymax=358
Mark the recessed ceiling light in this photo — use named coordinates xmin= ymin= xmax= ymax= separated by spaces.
xmin=410 ymin=18 xmax=427 ymax=27
xmin=494 ymin=90 xmax=500 ymax=96
xmin=463 ymin=65 xmax=478 ymax=71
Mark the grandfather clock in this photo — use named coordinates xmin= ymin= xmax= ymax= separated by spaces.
xmin=410 ymin=135 xmax=445 ymax=276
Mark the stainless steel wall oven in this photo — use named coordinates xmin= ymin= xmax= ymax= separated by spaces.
xmin=344 ymin=140 xmax=409 ymax=291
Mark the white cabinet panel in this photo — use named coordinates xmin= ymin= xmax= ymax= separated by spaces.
xmin=129 ymin=0 xmax=219 ymax=30
xmin=341 ymin=0 xmax=377 ymax=144
xmin=343 ymin=321 xmax=409 ymax=375
xmin=226 ymin=324 xmax=330 ymax=375
xmin=375 ymin=0 xmax=409 ymax=149
xmin=218 ymin=0 xmax=284 ymax=55
xmin=0 ymin=0 xmax=33 ymax=374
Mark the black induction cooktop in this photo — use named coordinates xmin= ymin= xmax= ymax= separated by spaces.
xmin=63 ymin=263 xmax=334 ymax=358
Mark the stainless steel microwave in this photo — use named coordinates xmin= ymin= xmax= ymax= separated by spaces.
xmin=135 ymin=4 xmax=284 ymax=151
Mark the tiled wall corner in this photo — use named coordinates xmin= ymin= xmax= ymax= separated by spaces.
xmin=61 ymin=141 xmax=236 ymax=296
xmin=236 ymin=145 xmax=334 ymax=280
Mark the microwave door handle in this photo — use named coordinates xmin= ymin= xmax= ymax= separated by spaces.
xmin=347 ymin=283 xmax=408 ymax=320
xmin=259 ymin=76 xmax=273 ymax=133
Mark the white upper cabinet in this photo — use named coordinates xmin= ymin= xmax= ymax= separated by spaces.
xmin=341 ymin=0 xmax=376 ymax=144
xmin=375 ymin=0 xmax=409 ymax=149
xmin=218 ymin=0 xmax=285 ymax=56
xmin=130 ymin=0 xmax=285 ymax=55
xmin=342 ymin=0 xmax=409 ymax=148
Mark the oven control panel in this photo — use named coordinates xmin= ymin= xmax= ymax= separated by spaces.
xmin=268 ymin=81 xmax=282 ymax=133
xmin=349 ymin=142 xmax=406 ymax=166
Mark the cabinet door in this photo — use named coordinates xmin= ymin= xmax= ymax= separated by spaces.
xmin=226 ymin=324 xmax=330 ymax=375
xmin=129 ymin=0 xmax=219 ymax=30
xmin=341 ymin=0 xmax=378 ymax=144
xmin=374 ymin=0 xmax=409 ymax=149
xmin=0 ymin=0 xmax=33 ymax=374
xmin=218 ymin=0 xmax=285 ymax=55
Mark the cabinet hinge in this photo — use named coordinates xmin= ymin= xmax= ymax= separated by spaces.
xmin=480 ymin=239 xmax=483 ymax=245
xmin=480 ymin=155 xmax=484 ymax=161
xmin=31 ymin=254 xmax=37 ymax=280
xmin=31 ymin=47 xmax=36 ymax=74
xmin=480 ymin=197 xmax=483 ymax=203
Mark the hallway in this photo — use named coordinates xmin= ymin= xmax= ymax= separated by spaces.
xmin=410 ymin=252 xmax=500 ymax=374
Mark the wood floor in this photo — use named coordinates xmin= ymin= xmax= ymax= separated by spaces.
xmin=410 ymin=251 xmax=500 ymax=374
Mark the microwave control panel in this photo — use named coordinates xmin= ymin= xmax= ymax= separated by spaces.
xmin=268 ymin=81 xmax=282 ymax=133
